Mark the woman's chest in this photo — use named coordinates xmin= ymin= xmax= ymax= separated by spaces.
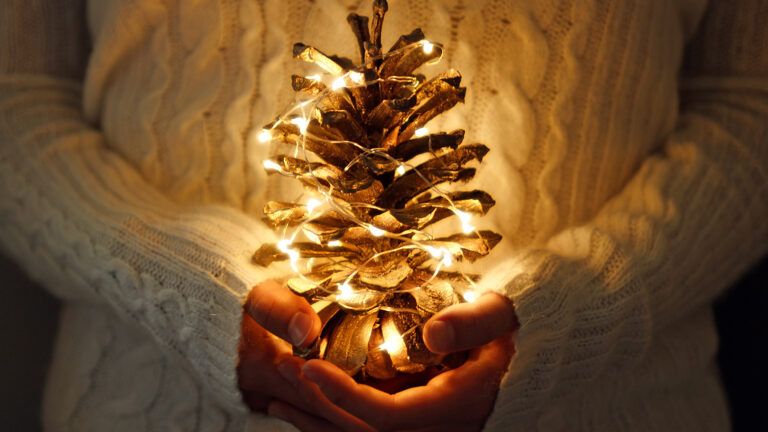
xmin=86 ymin=0 xmax=703 ymax=226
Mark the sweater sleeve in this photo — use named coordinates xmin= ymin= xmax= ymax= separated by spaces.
xmin=0 ymin=1 xmax=277 ymax=411
xmin=484 ymin=0 xmax=768 ymax=425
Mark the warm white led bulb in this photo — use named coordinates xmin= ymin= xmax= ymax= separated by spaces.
xmin=331 ymin=76 xmax=347 ymax=91
xmin=276 ymin=239 xmax=293 ymax=253
xmin=456 ymin=210 xmax=475 ymax=233
xmin=262 ymin=159 xmax=282 ymax=172
xmin=290 ymin=117 xmax=310 ymax=134
xmin=337 ymin=282 xmax=354 ymax=300
xmin=421 ymin=40 xmax=434 ymax=55
xmin=306 ymin=198 xmax=323 ymax=213
xmin=348 ymin=71 xmax=365 ymax=85
xmin=305 ymin=74 xmax=322 ymax=82
xmin=368 ymin=226 xmax=386 ymax=237
xmin=395 ymin=165 xmax=407 ymax=176
xmin=287 ymin=250 xmax=300 ymax=262
xmin=379 ymin=339 xmax=401 ymax=353
xmin=257 ymin=129 xmax=272 ymax=144
xmin=327 ymin=240 xmax=343 ymax=247
xmin=414 ymin=127 xmax=429 ymax=137
xmin=463 ymin=290 xmax=478 ymax=303
xmin=441 ymin=250 xmax=453 ymax=267
xmin=425 ymin=246 xmax=442 ymax=259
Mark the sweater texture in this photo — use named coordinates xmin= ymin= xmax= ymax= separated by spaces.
xmin=1 ymin=0 xmax=767 ymax=430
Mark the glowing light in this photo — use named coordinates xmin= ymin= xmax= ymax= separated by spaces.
xmin=348 ymin=71 xmax=365 ymax=85
xmin=287 ymin=250 xmax=300 ymax=262
xmin=395 ymin=165 xmax=407 ymax=176
xmin=290 ymin=117 xmax=310 ymax=134
xmin=262 ymin=159 xmax=282 ymax=172
xmin=337 ymin=282 xmax=354 ymax=300
xmin=327 ymin=240 xmax=343 ymax=247
xmin=414 ymin=127 xmax=429 ymax=138
xmin=425 ymin=246 xmax=442 ymax=259
xmin=379 ymin=338 xmax=401 ymax=353
xmin=463 ymin=290 xmax=479 ymax=303
xmin=331 ymin=76 xmax=347 ymax=91
xmin=368 ymin=226 xmax=386 ymax=237
xmin=305 ymin=74 xmax=322 ymax=82
xmin=456 ymin=210 xmax=475 ymax=233
xmin=257 ymin=129 xmax=272 ymax=144
xmin=288 ymin=249 xmax=301 ymax=272
xmin=421 ymin=40 xmax=434 ymax=55
xmin=277 ymin=239 xmax=293 ymax=253
xmin=441 ymin=250 xmax=453 ymax=267
xmin=306 ymin=198 xmax=323 ymax=214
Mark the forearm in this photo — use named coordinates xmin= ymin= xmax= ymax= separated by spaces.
xmin=0 ymin=75 xmax=282 ymax=410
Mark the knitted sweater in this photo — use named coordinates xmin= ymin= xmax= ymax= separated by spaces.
xmin=1 ymin=0 xmax=766 ymax=430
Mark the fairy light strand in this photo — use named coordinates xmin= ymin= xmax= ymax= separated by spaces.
xmin=260 ymin=39 xmax=491 ymax=301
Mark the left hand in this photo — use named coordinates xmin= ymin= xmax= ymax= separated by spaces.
xmin=239 ymin=281 xmax=374 ymax=431
xmin=270 ymin=293 xmax=518 ymax=431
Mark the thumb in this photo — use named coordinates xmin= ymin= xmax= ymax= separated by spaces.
xmin=423 ymin=292 xmax=518 ymax=354
xmin=245 ymin=280 xmax=321 ymax=348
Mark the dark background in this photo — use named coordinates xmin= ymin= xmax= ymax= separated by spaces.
xmin=0 ymin=253 xmax=765 ymax=431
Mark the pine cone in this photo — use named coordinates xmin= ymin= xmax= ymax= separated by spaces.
xmin=252 ymin=0 xmax=501 ymax=380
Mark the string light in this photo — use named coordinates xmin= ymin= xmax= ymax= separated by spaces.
xmin=277 ymin=239 xmax=293 ymax=253
xmin=331 ymin=76 xmax=347 ymax=91
xmin=368 ymin=226 xmax=386 ymax=237
xmin=414 ymin=127 xmax=429 ymax=137
xmin=421 ymin=40 xmax=434 ymax=54
xmin=380 ymin=320 xmax=406 ymax=355
xmin=306 ymin=198 xmax=323 ymax=214
xmin=462 ymin=290 xmax=478 ymax=303
xmin=425 ymin=246 xmax=442 ymax=259
xmin=261 ymin=35 xmax=490 ymax=318
xmin=262 ymin=159 xmax=282 ymax=172
xmin=337 ymin=282 xmax=354 ymax=300
xmin=348 ymin=71 xmax=365 ymax=85
xmin=290 ymin=117 xmax=310 ymax=134
xmin=441 ymin=251 xmax=453 ymax=267
xmin=455 ymin=210 xmax=475 ymax=233
xmin=379 ymin=338 xmax=401 ymax=353
xmin=257 ymin=128 xmax=272 ymax=143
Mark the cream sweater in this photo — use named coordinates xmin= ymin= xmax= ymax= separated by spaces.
xmin=1 ymin=0 xmax=766 ymax=430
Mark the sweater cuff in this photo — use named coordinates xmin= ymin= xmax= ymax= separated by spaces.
xmin=479 ymin=234 xmax=652 ymax=427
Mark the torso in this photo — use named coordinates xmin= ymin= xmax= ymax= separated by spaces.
xmin=84 ymin=0 xmax=704 ymax=246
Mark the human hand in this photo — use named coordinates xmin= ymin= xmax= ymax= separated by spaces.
xmin=238 ymin=280 xmax=372 ymax=431
xmin=270 ymin=293 xmax=518 ymax=431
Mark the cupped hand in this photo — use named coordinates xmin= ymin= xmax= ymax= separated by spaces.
xmin=272 ymin=292 xmax=518 ymax=432
xmin=238 ymin=280 xmax=372 ymax=431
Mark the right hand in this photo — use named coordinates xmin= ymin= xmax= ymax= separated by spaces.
xmin=238 ymin=280 xmax=372 ymax=431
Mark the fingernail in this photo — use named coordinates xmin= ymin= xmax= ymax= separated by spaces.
xmin=277 ymin=361 xmax=298 ymax=388
xmin=427 ymin=320 xmax=455 ymax=352
xmin=288 ymin=312 xmax=312 ymax=346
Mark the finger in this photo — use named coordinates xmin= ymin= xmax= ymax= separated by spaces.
xmin=423 ymin=292 xmax=517 ymax=353
xmin=302 ymin=338 xmax=512 ymax=430
xmin=245 ymin=280 xmax=321 ymax=347
xmin=302 ymin=360 xmax=399 ymax=431
xmin=276 ymin=358 xmax=375 ymax=432
xmin=268 ymin=400 xmax=342 ymax=432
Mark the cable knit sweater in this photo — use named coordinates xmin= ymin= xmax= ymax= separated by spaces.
xmin=1 ymin=0 xmax=766 ymax=430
